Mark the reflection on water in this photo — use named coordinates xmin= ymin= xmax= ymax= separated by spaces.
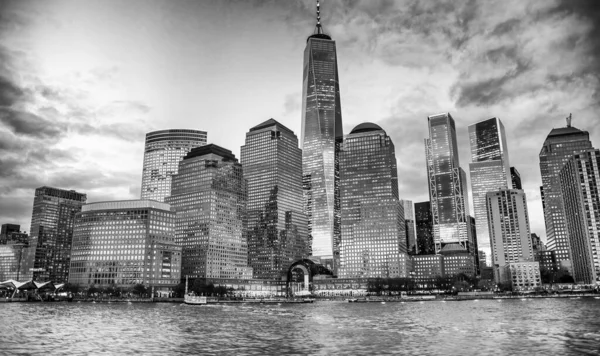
xmin=1 ymin=299 xmax=600 ymax=355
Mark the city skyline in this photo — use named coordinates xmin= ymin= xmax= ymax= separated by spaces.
xmin=1 ymin=0 xmax=600 ymax=246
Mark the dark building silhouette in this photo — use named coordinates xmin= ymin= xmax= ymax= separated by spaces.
xmin=415 ymin=201 xmax=435 ymax=255
xmin=511 ymin=167 xmax=522 ymax=190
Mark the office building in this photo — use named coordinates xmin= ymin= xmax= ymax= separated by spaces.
xmin=401 ymin=200 xmax=417 ymax=255
xmin=412 ymin=254 xmax=444 ymax=281
xmin=166 ymin=144 xmax=253 ymax=280
xmin=21 ymin=187 xmax=86 ymax=282
xmin=531 ymin=233 xmax=543 ymax=253
xmin=140 ymin=129 xmax=207 ymax=202
xmin=535 ymin=250 xmax=557 ymax=273
xmin=539 ymin=116 xmax=592 ymax=268
xmin=339 ymin=123 xmax=409 ymax=278
xmin=1 ymin=224 xmax=20 ymax=244
xmin=468 ymin=117 xmax=511 ymax=266
xmin=510 ymin=167 xmax=522 ymax=190
xmin=241 ymin=119 xmax=310 ymax=279
xmin=301 ymin=2 xmax=343 ymax=272
xmin=559 ymin=148 xmax=600 ymax=284
xmin=425 ymin=113 xmax=475 ymax=255
xmin=415 ymin=201 xmax=435 ymax=255
xmin=506 ymin=262 xmax=542 ymax=291
xmin=69 ymin=200 xmax=181 ymax=289
xmin=0 ymin=227 xmax=29 ymax=281
xmin=486 ymin=189 xmax=535 ymax=282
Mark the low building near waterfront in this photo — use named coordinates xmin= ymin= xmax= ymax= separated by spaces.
xmin=500 ymin=262 xmax=541 ymax=291
xmin=412 ymin=255 xmax=444 ymax=281
xmin=69 ymin=200 xmax=182 ymax=292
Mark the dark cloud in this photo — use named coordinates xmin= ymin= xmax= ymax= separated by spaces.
xmin=490 ymin=18 xmax=521 ymax=37
xmin=0 ymin=107 xmax=66 ymax=138
xmin=0 ymin=75 xmax=24 ymax=106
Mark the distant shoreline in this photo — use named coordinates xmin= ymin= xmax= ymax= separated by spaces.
xmin=2 ymin=294 xmax=599 ymax=304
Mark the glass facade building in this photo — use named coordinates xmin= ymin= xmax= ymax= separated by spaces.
xmin=21 ymin=187 xmax=86 ymax=282
xmin=539 ymin=121 xmax=592 ymax=268
xmin=166 ymin=144 xmax=253 ymax=280
xmin=241 ymin=119 xmax=310 ymax=279
xmin=486 ymin=189 xmax=534 ymax=282
xmin=415 ymin=201 xmax=435 ymax=255
xmin=425 ymin=113 xmax=475 ymax=255
xmin=69 ymin=200 xmax=181 ymax=289
xmin=141 ymin=129 xmax=207 ymax=202
xmin=559 ymin=149 xmax=600 ymax=284
xmin=468 ymin=117 xmax=511 ymax=266
xmin=339 ymin=123 xmax=410 ymax=278
xmin=401 ymin=200 xmax=417 ymax=255
xmin=301 ymin=17 xmax=343 ymax=273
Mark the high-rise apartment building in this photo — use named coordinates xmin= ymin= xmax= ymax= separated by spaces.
xmin=415 ymin=201 xmax=435 ymax=255
xmin=20 ymin=187 xmax=86 ymax=282
xmin=539 ymin=118 xmax=592 ymax=269
xmin=486 ymin=189 xmax=534 ymax=282
xmin=301 ymin=3 xmax=343 ymax=272
xmin=425 ymin=113 xmax=475 ymax=255
xmin=559 ymin=148 xmax=600 ymax=284
xmin=140 ymin=129 xmax=207 ymax=202
xmin=69 ymin=200 xmax=181 ymax=289
xmin=401 ymin=200 xmax=417 ymax=255
xmin=511 ymin=167 xmax=522 ymax=190
xmin=468 ymin=117 xmax=511 ymax=267
xmin=339 ymin=123 xmax=410 ymax=278
xmin=166 ymin=144 xmax=252 ymax=280
xmin=241 ymin=119 xmax=310 ymax=279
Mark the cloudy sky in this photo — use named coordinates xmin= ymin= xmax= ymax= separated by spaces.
xmin=1 ymin=0 xmax=599 ymax=243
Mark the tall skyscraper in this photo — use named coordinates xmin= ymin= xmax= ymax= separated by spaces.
xmin=301 ymin=2 xmax=343 ymax=272
xmin=140 ymin=129 xmax=207 ymax=202
xmin=559 ymin=148 xmax=600 ymax=284
xmin=339 ymin=123 xmax=410 ymax=278
xmin=69 ymin=200 xmax=181 ymax=289
xmin=425 ymin=113 xmax=475 ymax=255
xmin=166 ymin=144 xmax=252 ymax=280
xmin=21 ymin=187 xmax=86 ymax=282
xmin=468 ymin=117 xmax=511 ymax=266
xmin=539 ymin=117 xmax=592 ymax=269
xmin=401 ymin=200 xmax=417 ymax=255
xmin=510 ymin=167 xmax=522 ymax=190
xmin=486 ymin=189 xmax=534 ymax=282
xmin=241 ymin=119 xmax=310 ymax=279
xmin=415 ymin=201 xmax=435 ymax=255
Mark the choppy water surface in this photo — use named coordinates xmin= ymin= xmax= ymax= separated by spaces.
xmin=1 ymin=299 xmax=600 ymax=355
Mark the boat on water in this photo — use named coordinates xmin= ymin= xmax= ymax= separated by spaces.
xmin=347 ymin=298 xmax=367 ymax=303
xmin=184 ymin=295 xmax=207 ymax=305
xmin=302 ymin=298 xmax=315 ymax=303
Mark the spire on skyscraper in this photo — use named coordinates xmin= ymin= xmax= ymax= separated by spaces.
xmin=315 ymin=0 xmax=323 ymax=34
xmin=309 ymin=0 xmax=331 ymax=40
xmin=567 ymin=113 xmax=572 ymax=127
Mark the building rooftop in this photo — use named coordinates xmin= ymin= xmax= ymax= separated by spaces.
xmin=82 ymin=200 xmax=172 ymax=212
xmin=184 ymin=144 xmax=237 ymax=162
xmin=546 ymin=126 xmax=589 ymax=138
xmin=249 ymin=118 xmax=294 ymax=135
xmin=350 ymin=122 xmax=384 ymax=134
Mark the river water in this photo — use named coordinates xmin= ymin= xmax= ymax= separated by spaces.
xmin=1 ymin=298 xmax=599 ymax=355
